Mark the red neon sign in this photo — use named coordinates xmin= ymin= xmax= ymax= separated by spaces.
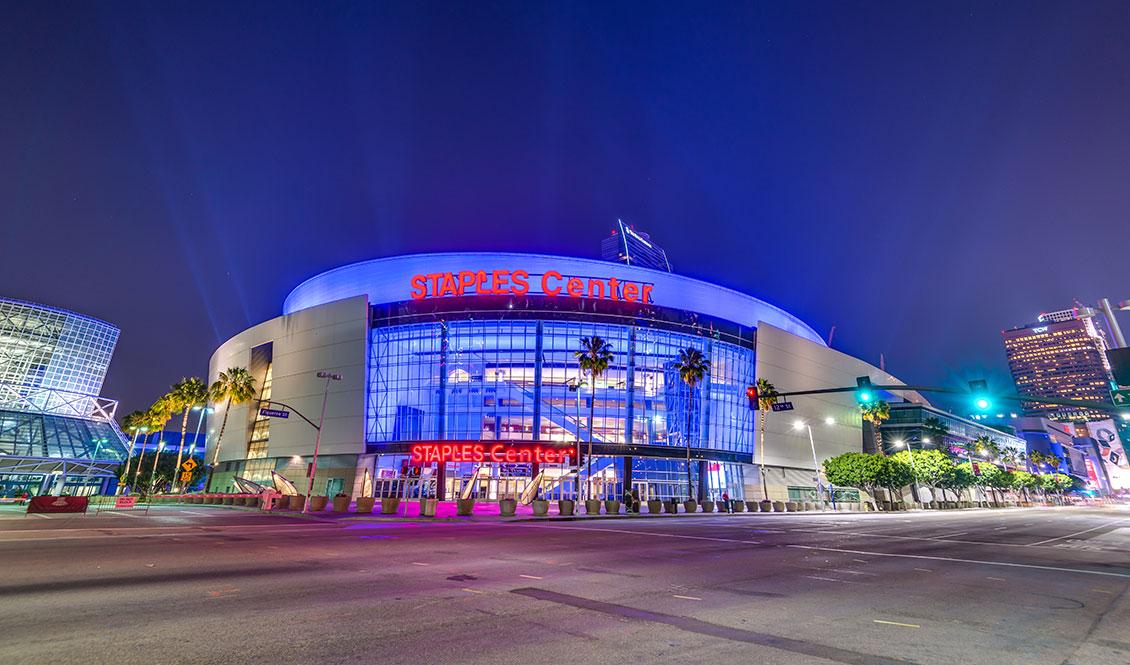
xmin=408 ymin=269 xmax=653 ymax=304
xmin=409 ymin=442 xmax=575 ymax=465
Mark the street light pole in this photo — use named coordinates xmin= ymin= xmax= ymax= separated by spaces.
xmin=119 ymin=427 xmax=145 ymax=495
xmin=148 ymin=440 xmax=166 ymax=494
xmin=303 ymin=371 xmax=342 ymax=514
xmin=895 ymin=439 xmax=921 ymax=505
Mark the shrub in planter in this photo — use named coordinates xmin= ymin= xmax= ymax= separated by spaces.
xmin=380 ymin=497 xmax=400 ymax=514
xmin=558 ymin=499 xmax=575 ymax=516
xmin=331 ymin=494 xmax=350 ymax=512
xmin=664 ymin=500 xmax=679 ymax=514
xmin=499 ymin=498 xmax=518 ymax=516
xmin=772 ymin=500 xmax=786 ymax=512
xmin=457 ymin=498 xmax=475 ymax=516
xmin=288 ymin=495 xmax=307 ymax=511
xmin=309 ymin=495 xmax=329 ymax=511
xmin=701 ymin=500 xmax=714 ymax=513
xmin=356 ymin=497 xmax=375 ymax=514
xmin=683 ymin=499 xmax=698 ymax=513
xmin=647 ymin=499 xmax=663 ymax=514
xmin=585 ymin=499 xmax=602 ymax=515
xmin=532 ymin=499 xmax=550 ymax=517
xmin=604 ymin=499 xmax=621 ymax=515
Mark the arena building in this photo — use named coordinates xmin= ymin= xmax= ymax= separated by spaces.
xmin=207 ymin=253 xmax=921 ymax=503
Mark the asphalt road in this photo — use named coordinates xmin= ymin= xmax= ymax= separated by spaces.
xmin=1 ymin=505 xmax=1127 ymax=665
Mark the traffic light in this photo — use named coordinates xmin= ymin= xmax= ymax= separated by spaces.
xmin=969 ymin=379 xmax=992 ymax=413
xmin=746 ymin=385 xmax=758 ymax=410
xmin=855 ymin=376 xmax=874 ymax=405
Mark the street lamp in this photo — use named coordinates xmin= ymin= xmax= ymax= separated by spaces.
xmin=177 ymin=406 xmax=212 ymax=492
xmin=148 ymin=440 xmax=166 ymax=495
xmin=303 ymin=371 xmax=342 ymax=513
xmin=119 ymin=426 xmax=146 ymax=495
xmin=794 ymin=419 xmax=834 ymax=508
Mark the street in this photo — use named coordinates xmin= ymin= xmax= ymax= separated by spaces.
xmin=1 ymin=506 xmax=1127 ymax=665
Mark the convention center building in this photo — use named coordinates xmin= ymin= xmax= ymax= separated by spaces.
xmin=207 ymin=251 xmax=921 ymax=503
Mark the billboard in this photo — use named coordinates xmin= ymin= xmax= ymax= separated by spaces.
xmin=1084 ymin=419 xmax=1129 ymax=490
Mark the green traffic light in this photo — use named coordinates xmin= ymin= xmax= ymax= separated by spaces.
xmin=975 ymin=397 xmax=991 ymax=410
xmin=858 ymin=391 xmax=873 ymax=404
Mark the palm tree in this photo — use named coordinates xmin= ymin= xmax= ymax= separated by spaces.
xmin=168 ymin=377 xmax=208 ymax=491
xmin=118 ymin=410 xmax=148 ymax=493
xmin=574 ymin=337 xmax=613 ymax=500
xmin=673 ymin=348 xmax=710 ymax=502
xmin=860 ymin=400 xmax=891 ymax=454
xmin=205 ymin=367 xmax=257 ymax=492
xmin=754 ymin=377 xmax=779 ymax=500
xmin=135 ymin=397 xmax=174 ymax=494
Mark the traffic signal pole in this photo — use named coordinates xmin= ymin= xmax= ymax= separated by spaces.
xmin=770 ymin=384 xmax=1125 ymax=417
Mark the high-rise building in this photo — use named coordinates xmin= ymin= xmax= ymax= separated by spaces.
xmin=1002 ymin=308 xmax=1114 ymax=422
xmin=600 ymin=219 xmax=672 ymax=272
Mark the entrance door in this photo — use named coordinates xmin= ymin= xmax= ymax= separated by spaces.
xmin=631 ymin=481 xmax=650 ymax=502
xmin=325 ymin=477 xmax=344 ymax=496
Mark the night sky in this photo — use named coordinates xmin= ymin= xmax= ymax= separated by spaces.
xmin=4 ymin=1 xmax=1130 ymax=417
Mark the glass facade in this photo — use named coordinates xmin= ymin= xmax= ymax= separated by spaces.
xmin=0 ymin=409 xmax=127 ymax=461
xmin=367 ymin=319 xmax=755 ymax=454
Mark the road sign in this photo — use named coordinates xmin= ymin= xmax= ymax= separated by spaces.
xmin=181 ymin=458 xmax=198 ymax=472
xmin=115 ymin=496 xmax=138 ymax=509
xmin=1111 ymin=388 xmax=1130 ymax=407
xmin=180 ymin=471 xmax=193 ymax=482
xmin=771 ymin=401 xmax=794 ymax=412
xmin=259 ymin=407 xmax=290 ymax=419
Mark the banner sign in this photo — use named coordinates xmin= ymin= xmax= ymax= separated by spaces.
xmin=410 ymin=269 xmax=654 ymax=304
xmin=115 ymin=496 xmax=138 ymax=509
xmin=27 ymin=496 xmax=89 ymax=513
xmin=409 ymin=441 xmax=575 ymax=465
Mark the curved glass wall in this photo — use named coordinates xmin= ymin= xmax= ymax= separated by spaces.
xmin=366 ymin=319 xmax=756 ymax=457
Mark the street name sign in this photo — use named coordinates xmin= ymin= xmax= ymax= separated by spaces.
xmin=259 ymin=408 xmax=290 ymax=419
xmin=771 ymin=402 xmax=795 ymax=412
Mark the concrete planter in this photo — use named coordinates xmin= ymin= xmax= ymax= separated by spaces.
xmin=288 ymin=495 xmax=307 ymax=511
xmin=732 ymin=500 xmax=745 ymax=513
xmin=356 ymin=497 xmax=375 ymax=514
xmin=784 ymin=501 xmax=798 ymax=512
xmin=457 ymin=499 xmax=476 ymax=516
xmin=499 ymin=498 xmax=518 ymax=516
xmin=332 ymin=496 xmax=350 ymax=512
xmin=419 ymin=498 xmax=437 ymax=517
xmin=772 ymin=501 xmax=786 ymax=512
xmin=532 ymin=499 xmax=550 ymax=517
xmin=803 ymin=502 xmax=815 ymax=511
xmin=243 ymin=496 xmax=259 ymax=508
xmin=223 ymin=496 xmax=235 ymax=505
xmin=190 ymin=496 xmax=202 ymax=504
xmin=683 ymin=499 xmax=698 ymax=513
xmin=746 ymin=500 xmax=760 ymax=512
xmin=558 ymin=499 xmax=575 ymax=516
xmin=701 ymin=500 xmax=714 ymax=513
xmin=380 ymin=497 xmax=400 ymax=514
xmin=585 ymin=499 xmax=602 ymax=515
xmin=604 ymin=499 xmax=621 ymax=515
xmin=647 ymin=499 xmax=663 ymax=514
xmin=309 ymin=496 xmax=329 ymax=512
xmin=714 ymin=500 xmax=727 ymax=512
xmin=663 ymin=500 xmax=679 ymax=514
xmin=878 ymin=501 xmax=892 ymax=511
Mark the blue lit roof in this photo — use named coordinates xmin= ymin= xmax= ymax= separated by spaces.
xmin=284 ymin=253 xmax=825 ymax=345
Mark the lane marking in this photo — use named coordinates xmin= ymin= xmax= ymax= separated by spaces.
xmin=0 ymin=523 xmax=341 ymax=543
xmin=461 ymin=588 xmax=483 ymax=594
xmin=913 ymin=568 xmax=932 ymax=573
xmin=514 ymin=523 xmax=762 ymax=546
xmin=830 ymin=569 xmax=875 ymax=576
xmin=932 ymin=532 xmax=967 ymax=539
xmin=1091 ymin=588 xmax=1112 ymax=594
xmin=519 ymin=574 xmax=543 ymax=580
xmin=805 ymin=576 xmax=847 ymax=583
xmin=994 ymin=527 xmax=1008 ymax=531
xmin=873 ymin=620 xmax=920 ymax=628
xmin=673 ymin=594 xmax=702 ymax=600
xmin=1027 ymin=520 xmax=1126 ymax=547
xmin=411 ymin=562 xmax=430 ymax=566
xmin=986 ymin=577 xmax=1006 ymax=581
xmin=786 ymin=544 xmax=1130 ymax=579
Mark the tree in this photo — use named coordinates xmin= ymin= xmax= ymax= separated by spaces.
xmin=574 ymin=337 xmax=613 ymax=500
xmin=754 ymin=378 xmax=779 ymax=500
xmin=206 ymin=367 xmax=257 ymax=492
xmin=1041 ymin=473 xmax=1074 ymax=496
xmin=119 ymin=451 xmax=205 ymax=496
xmin=922 ymin=416 xmax=950 ymax=449
xmin=118 ymin=410 xmax=148 ymax=489
xmin=168 ymin=377 xmax=208 ymax=491
xmin=939 ymin=463 xmax=975 ymax=502
xmin=673 ymin=347 xmax=710 ymax=502
xmin=1009 ymin=470 xmax=1039 ymax=502
xmin=957 ymin=460 xmax=1003 ymax=504
xmin=823 ymin=452 xmax=909 ymax=509
xmin=860 ymin=400 xmax=891 ymax=454
xmin=891 ymin=449 xmax=955 ymax=501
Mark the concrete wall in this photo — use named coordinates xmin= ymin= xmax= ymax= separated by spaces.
xmin=206 ymin=296 xmax=369 ymax=470
xmin=752 ymin=322 xmax=925 ymax=497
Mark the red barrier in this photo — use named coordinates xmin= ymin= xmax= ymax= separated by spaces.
xmin=28 ymin=496 xmax=89 ymax=514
